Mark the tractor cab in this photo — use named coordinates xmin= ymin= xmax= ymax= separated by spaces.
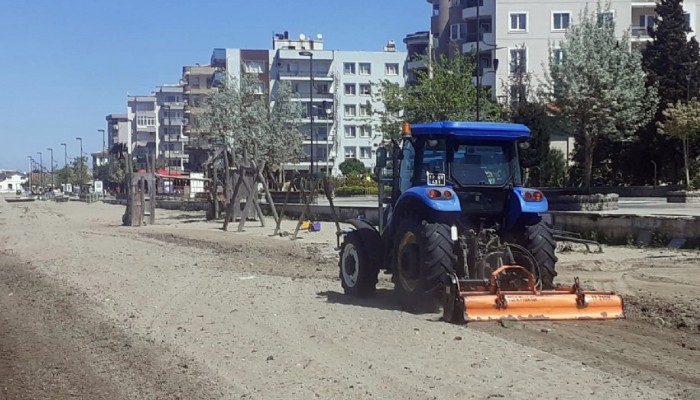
xmin=376 ymin=121 xmax=544 ymax=232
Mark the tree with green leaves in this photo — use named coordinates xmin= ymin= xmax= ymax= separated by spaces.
xmin=338 ymin=158 xmax=367 ymax=177
xmin=657 ymin=98 xmax=700 ymax=189
xmin=371 ymin=53 xmax=502 ymax=143
xmin=636 ymin=0 xmax=700 ymax=185
xmin=543 ymin=3 xmax=658 ymax=189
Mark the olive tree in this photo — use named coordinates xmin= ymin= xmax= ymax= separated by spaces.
xmin=543 ymin=3 xmax=657 ymax=189
xmin=657 ymin=98 xmax=700 ymax=189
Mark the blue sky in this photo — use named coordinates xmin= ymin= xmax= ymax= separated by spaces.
xmin=0 ymin=0 xmax=429 ymax=171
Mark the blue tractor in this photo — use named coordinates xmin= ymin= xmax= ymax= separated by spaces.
xmin=337 ymin=121 xmax=561 ymax=321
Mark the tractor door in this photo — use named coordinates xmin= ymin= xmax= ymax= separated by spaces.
xmin=398 ymin=141 xmax=415 ymax=194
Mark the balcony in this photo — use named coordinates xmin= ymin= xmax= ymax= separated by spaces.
xmin=278 ymin=71 xmax=334 ymax=81
xmin=631 ymin=26 xmax=652 ymax=40
xmin=183 ymin=85 xmax=191 ymax=94
xmin=463 ymin=1 xmax=495 ymax=19
xmin=463 ymin=32 xmax=496 ymax=53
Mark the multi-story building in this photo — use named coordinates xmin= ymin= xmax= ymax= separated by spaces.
xmin=182 ymin=64 xmax=218 ymax=172
xmin=418 ymin=0 xmax=699 ymax=161
xmin=127 ymin=95 xmax=157 ymax=169
xmin=210 ymin=32 xmax=406 ymax=177
xmin=105 ymin=114 xmax=129 ymax=149
xmin=155 ymin=85 xmax=188 ymax=172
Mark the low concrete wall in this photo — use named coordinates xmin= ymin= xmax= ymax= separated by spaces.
xmin=550 ymin=211 xmax=700 ymax=247
xmin=102 ymin=198 xmax=700 ymax=248
xmin=667 ymin=191 xmax=700 ymax=204
xmin=547 ymin=193 xmax=619 ymax=211
xmin=541 ymin=185 xmax=684 ymax=198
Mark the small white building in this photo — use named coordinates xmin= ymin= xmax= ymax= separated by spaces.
xmin=0 ymin=171 xmax=27 ymax=193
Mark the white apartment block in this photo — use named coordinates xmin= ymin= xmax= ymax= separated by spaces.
xmin=420 ymin=0 xmax=699 ymax=161
xmin=210 ymin=32 xmax=406 ymax=177
xmin=126 ymin=86 xmax=189 ymax=172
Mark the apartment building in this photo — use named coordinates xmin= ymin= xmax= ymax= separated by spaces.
xmin=209 ymin=33 xmax=405 ymax=177
xmin=418 ymin=0 xmax=699 ymax=161
xmin=181 ymin=64 xmax=218 ymax=172
xmin=105 ymin=114 xmax=129 ymax=148
xmin=127 ymin=95 xmax=157 ymax=169
xmin=155 ymin=85 xmax=188 ymax=172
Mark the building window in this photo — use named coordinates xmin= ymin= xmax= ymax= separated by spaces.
xmin=450 ymin=23 xmax=465 ymax=40
xmin=344 ymin=62 xmax=356 ymax=74
xmin=509 ymin=12 xmax=527 ymax=32
xmin=191 ymin=76 xmax=201 ymax=88
xmin=345 ymin=146 xmax=357 ymax=158
xmin=292 ymin=83 xmax=299 ymax=93
xmin=167 ymin=95 xmax=176 ymax=102
xmin=359 ymin=84 xmax=371 ymax=96
xmin=359 ymin=104 xmax=371 ymax=117
xmin=552 ymin=48 xmax=564 ymax=65
xmin=360 ymin=147 xmax=372 ymax=159
xmin=136 ymin=116 xmax=156 ymax=127
xmin=344 ymin=83 xmax=356 ymax=95
xmin=252 ymin=82 xmax=265 ymax=94
xmin=243 ymin=61 xmax=265 ymax=74
xmin=359 ymin=125 xmax=372 ymax=137
xmin=345 ymin=126 xmax=357 ymax=138
xmin=316 ymin=83 xmax=329 ymax=94
xmin=432 ymin=3 xmax=439 ymax=17
xmin=640 ymin=15 xmax=655 ymax=29
xmin=597 ymin=11 xmax=615 ymax=27
xmin=385 ymin=63 xmax=399 ymax=75
xmin=345 ymin=104 xmax=357 ymax=117
xmin=552 ymin=12 xmax=571 ymax=31
xmin=509 ymin=48 xmax=527 ymax=74
xmin=359 ymin=63 xmax=371 ymax=75
xmin=685 ymin=12 xmax=692 ymax=31
xmin=510 ymin=84 xmax=526 ymax=105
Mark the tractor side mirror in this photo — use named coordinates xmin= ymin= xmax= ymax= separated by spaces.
xmin=376 ymin=148 xmax=388 ymax=168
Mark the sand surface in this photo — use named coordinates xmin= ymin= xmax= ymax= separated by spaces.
xmin=1 ymin=198 xmax=698 ymax=399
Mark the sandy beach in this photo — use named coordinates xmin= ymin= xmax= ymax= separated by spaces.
xmin=1 ymin=198 xmax=698 ymax=399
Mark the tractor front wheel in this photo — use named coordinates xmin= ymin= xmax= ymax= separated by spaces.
xmin=339 ymin=231 xmax=379 ymax=297
xmin=393 ymin=220 xmax=456 ymax=312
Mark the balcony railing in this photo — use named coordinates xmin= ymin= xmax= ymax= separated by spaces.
xmin=631 ymin=26 xmax=651 ymax=38
xmin=278 ymin=71 xmax=334 ymax=79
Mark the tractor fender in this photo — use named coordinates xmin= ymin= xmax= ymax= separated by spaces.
xmin=506 ymin=187 xmax=549 ymax=229
xmin=397 ymin=186 xmax=461 ymax=213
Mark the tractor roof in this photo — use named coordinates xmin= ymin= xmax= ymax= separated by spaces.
xmin=410 ymin=121 xmax=531 ymax=140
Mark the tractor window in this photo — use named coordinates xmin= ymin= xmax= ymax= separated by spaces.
xmin=399 ymin=141 xmax=415 ymax=193
xmin=452 ymin=143 xmax=511 ymax=186
xmin=416 ymin=139 xmax=448 ymax=185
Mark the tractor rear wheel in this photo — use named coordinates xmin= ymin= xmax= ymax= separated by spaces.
xmin=339 ymin=231 xmax=379 ymax=297
xmin=523 ymin=220 xmax=558 ymax=289
xmin=393 ymin=220 xmax=456 ymax=312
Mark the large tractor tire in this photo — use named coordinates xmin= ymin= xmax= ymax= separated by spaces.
xmin=393 ymin=219 xmax=456 ymax=312
xmin=339 ymin=231 xmax=379 ymax=297
xmin=523 ymin=220 xmax=558 ymax=289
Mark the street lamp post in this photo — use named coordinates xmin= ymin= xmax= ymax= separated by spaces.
xmin=27 ymin=156 xmax=33 ymax=193
xmin=47 ymin=147 xmax=54 ymax=189
xmin=475 ymin=1 xmax=481 ymax=121
xmin=98 ymin=129 xmax=106 ymax=175
xmin=37 ymin=151 xmax=43 ymax=192
xmin=60 ymin=143 xmax=67 ymax=185
xmin=164 ymin=104 xmax=171 ymax=174
xmin=299 ymin=50 xmax=314 ymax=175
xmin=76 ymin=137 xmax=83 ymax=190
xmin=325 ymin=107 xmax=332 ymax=176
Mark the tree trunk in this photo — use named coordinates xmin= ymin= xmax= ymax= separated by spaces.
xmin=583 ymin=134 xmax=594 ymax=192
xmin=683 ymin=137 xmax=691 ymax=190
